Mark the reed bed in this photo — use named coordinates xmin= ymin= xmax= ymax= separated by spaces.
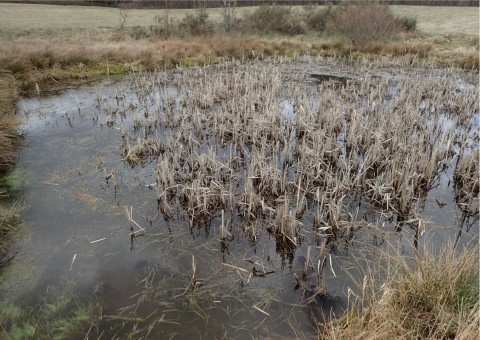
xmin=91 ymin=57 xmax=478 ymax=336
xmin=94 ymin=56 xmax=478 ymax=249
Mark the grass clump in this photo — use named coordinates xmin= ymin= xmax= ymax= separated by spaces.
xmin=322 ymin=243 xmax=479 ymax=339
xmin=0 ymin=71 xmax=23 ymax=269
xmin=0 ymin=201 xmax=26 ymax=269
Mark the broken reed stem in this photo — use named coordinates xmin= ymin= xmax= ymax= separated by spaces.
xmin=125 ymin=206 xmax=146 ymax=234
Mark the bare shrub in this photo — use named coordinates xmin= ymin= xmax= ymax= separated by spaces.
xmin=305 ymin=5 xmax=333 ymax=32
xmin=470 ymin=36 xmax=479 ymax=48
xmin=129 ymin=25 xmax=150 ymax=40
xmin=222 ymin=0 xmax=237 ymax=32
xmin=118 ymin=9 xmax=128 ymax=30
xmin=244 ymin=5 xmax=306 ymax=35
xmin=151 ymin=10 xmax=178 ymax=39
xmin=180 ymin=9 xmax=215 ymax=36
xmin=326 ymin=3 xmax=402 ymax=45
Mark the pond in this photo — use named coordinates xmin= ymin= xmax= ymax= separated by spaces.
xmin=1 ymin=56 xmax=478 ymax=338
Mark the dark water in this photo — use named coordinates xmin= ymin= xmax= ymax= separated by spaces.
xmin=1 ymin=60 xmax=478 ymax=339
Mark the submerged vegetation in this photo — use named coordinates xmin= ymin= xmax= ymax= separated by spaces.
xmin=0 ymin=284 xmax=100 ymax=339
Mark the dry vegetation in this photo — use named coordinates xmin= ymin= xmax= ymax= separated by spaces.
xmin=326 ymin=3 xmax=403 ymax=45
xmin=96 ymin=55 xmax=478 ymax=254
xmin=92 ymin=55 xmax=478 ymax=337
xmin=0 ymin=71 xmax=20 ymax=169
xmin=322 ymin=243 xmax=479 ymax=339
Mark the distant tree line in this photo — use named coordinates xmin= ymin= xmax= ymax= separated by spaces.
xmin=1 ymin=0 xmax=478 ymax=8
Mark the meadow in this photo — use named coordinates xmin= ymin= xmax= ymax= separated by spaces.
xmin=0 ymin=3 xmax=478 ymax=35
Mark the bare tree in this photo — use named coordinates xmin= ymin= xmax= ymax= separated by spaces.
xmin=118 ymin=8 xmax=128 ymax=30
xmin=222 ymin=0 xmax=237 ymax=31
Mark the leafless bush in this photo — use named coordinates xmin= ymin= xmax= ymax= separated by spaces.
xmin=243 ymin=5 xmax=306 ymax=35
xmin=326 ymin=3 xmax=402 ymax=45
xmin=151 ymin=10 xmax=178 ymax=39
xmin=222 ymin=0 xmax=237 ymax=32
xmin=305 ymin=5 xmax=333 ymax=32
xmin=118 ymin=8 xmax=128 ymax=30
xmin=180 ymin=9 xmax=215 ymax=36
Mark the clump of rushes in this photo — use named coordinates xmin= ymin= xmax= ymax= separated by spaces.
xmin=322 ymin=243 xmax=479 ymax=339
xmin=106 ymin=56 xmax=477 ymax=253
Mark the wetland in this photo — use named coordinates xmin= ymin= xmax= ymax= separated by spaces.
xmin=0 ymin=55 xmax=478 ymax=338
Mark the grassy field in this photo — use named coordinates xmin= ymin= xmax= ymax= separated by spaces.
xmin=0 ymin=3 xmax=478 ymax=36
xmin=0 ymin=3 xmax=228 ymax=34
xmin=390 ymin=5 xmax=479 ymax=36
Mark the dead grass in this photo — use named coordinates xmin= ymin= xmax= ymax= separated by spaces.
xmin=322 ymin=242 xmax=479 ymax=339
xmin=107 ymin=56 xmax=478 ymax=252
xmin=0 ymin=4 xmax=476 ymax=80
xmin=0 ymin=35 xmax=315 ymax=87
xmin=0 ymin=71 xmax=21 ymax=175
xmin=98 ymin=57 xmax=478 ymax=336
